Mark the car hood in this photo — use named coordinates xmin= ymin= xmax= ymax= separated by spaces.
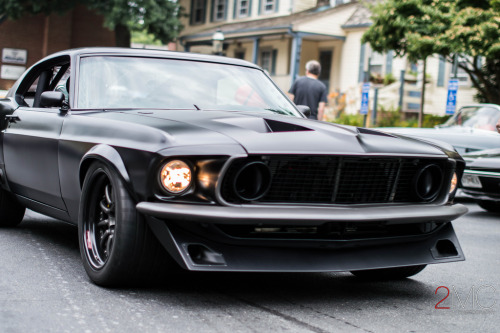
xmin=379 ymin=126 xmax=500 ymax=154
xmin=88 ymin=110 xmax=449 ymax=156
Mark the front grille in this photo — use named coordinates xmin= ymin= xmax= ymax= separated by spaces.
xmin=216 ymin=221 xmax=444 ymax=240
xmin=221 ymin=155 xmax=450 ymax=205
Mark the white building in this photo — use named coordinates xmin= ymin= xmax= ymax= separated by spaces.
xmin=178 ymin=0 xmax=477 ymax=117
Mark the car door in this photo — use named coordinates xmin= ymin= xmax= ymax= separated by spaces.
xmin=2 ymin=61 xmax=70 ymax=211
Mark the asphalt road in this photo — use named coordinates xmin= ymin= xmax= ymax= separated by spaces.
xmin=0 ymin=202 xmax=499 ymax=333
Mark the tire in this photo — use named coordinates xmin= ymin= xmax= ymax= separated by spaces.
xmin=477 ymin=200 xmax=500 ymax=213
xmin=78 ymin=161 xmax=174 ymax=286
xmin=0 ymin=187 xmax=26 ymax=227
xmin=350 ymin=265 xmax=427 ymax=280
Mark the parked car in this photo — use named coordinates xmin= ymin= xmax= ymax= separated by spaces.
xmin=380 ymin=104 xmax=500 ymax=155
xmin=461 ymin=148 xmax=500 ymax=212
xmin=0 ymin=48 xmax=467 ymax=286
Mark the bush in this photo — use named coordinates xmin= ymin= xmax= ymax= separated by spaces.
xmin=334 ymin=113 xmax=365 ymax=127
xmin=383 ymin=73 xmax=396 ymax=86
xmin=331 ymin=107 xmax=451 ymax=128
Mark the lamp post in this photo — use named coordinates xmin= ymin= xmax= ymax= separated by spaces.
xmin=212 ymin=29 xmax=224 ymax=56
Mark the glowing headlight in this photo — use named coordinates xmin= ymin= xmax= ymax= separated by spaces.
xmin=160 ymin=160 xmax=192 ymax=194
xmin=449 ymin=172 xmax=458 ymax=193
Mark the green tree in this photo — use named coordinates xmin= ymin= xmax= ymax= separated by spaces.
xmin=362 ymin=0 xmax=500 ymax=122
xmin=87 ymin=0 xmax=184 ymax=47
xmin=0 ymin=0 xmax=79 ymax=17
xmin=0 ymin=0 xmax=184 ymax=47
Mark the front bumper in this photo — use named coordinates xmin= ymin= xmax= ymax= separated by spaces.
xmin=136 ymin=202 xmax=467 ymax=272
xmin=136 ymin=202 xmax=468 ymax=225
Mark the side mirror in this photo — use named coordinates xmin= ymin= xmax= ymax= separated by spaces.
xmin=40 ymin=91 xmax=65 ymax=108
xmin=296 ymin=105 xmax=311 ymax=118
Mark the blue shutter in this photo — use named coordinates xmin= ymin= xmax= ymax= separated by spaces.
xmin=190 ymin=0 xmax=195 ymax=24
xmin=275 ymin=0 xmax=279 ymax=12
xmin=210 ymin=0 xmax=214 ymax=22
xmin=358 ymin=44 xmax=365 ymax=83
xmin=258 ymin=0 xmax=262 ymax=15
xmin=271 ymin=49 xmax=277 ymax=75
xmin=475 ymin=56 xmax=482 ymax=69
xmin=233 ymin=0 xmax=237 ymax=18
xmin=202 ymin=0 xmax=207 ymax=23
xmin=437 ymin=55 xmax=445 ymax=87
xmin=248 ymin=0 xmax=253 ymax=16
xmin=385 ymin=50 xmax=393 ymax=75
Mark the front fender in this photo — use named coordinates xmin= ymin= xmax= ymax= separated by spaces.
xmin=79 ymin=144 xmax=131 ymax=189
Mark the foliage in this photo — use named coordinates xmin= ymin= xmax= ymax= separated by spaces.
xmin=331 ymin=107 xmax=450 ymax=128
xmin=131 ymin=30 xmax=164 ymax=46
xmin=0 ymin=0 xmax=184 ymax=47
xmin=333 ymin=114 xmax=365 ymax=127
xmin=383 ymin=73 xmax=396 ymax=85
xmin=362 ymin=0 xmax=500 ymax=104
xmin=0 ymin=0 xmax=79 ymax=18
xmin=87 ymin=0 xmax=184 ymax=47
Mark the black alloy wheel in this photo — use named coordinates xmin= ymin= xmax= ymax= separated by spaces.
xmin=82 ymin=172 xmax=115 ymax=269
xmin=79 ymin=161 xmax=175 ymax=286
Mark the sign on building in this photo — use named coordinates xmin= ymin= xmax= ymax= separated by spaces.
xmin=2 ymin=48 xmax=28 ymax=65
xmin=1 ymin=65 xmax=26 ymax=80
xmin=445 ymin=79 xmax=459 ymax=115
xmin=360 ymin=82 xmax=370 ymax=115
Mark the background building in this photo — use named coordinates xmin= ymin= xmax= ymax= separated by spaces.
xmin=178 ymin=0 xmax=478 ymax=117
xmin=0 ymin=5 xmax=114 ymax=91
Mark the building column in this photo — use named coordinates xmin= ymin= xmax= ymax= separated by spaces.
xmin=252 ymin=37 xmax=260 ymax=65
xmin=289 ymin=33 xmax=303 ymax=83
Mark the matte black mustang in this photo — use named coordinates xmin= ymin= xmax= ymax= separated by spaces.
xmin=0 ymin=48 xmax=467 ymax=286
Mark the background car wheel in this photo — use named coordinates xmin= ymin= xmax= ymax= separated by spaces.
xmin=0 ymin=188 xmax=26 ymax=227
xmin=477 ymin=200 xmax=500 ymax=213
xmin=350 ymin=265 xmax=427 ymax=280
xmin=79 ymin=162 xmax=175 ymax=286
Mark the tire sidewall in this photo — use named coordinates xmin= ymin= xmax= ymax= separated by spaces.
xmin=78 ymin=161 xmax=137 ymax=286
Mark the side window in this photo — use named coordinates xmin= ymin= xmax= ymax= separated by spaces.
xmin=24 ymin=78 xmax=40 ymax=107
xmin=54 ymin=67 xmax=71 ymax=104
xmin=21 ymin=63 xmax=70 ymax=108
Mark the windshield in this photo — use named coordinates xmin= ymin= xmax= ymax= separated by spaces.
xmin=441 ymin=106 xmax=500 ymax=131
xmin=77 ymin=56 xmax=300 ymax=116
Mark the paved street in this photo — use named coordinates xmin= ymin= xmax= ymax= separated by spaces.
xmin=0 ymin=202 xmax=499 ymax=333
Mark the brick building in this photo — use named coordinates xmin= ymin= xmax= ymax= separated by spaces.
xmin=0 ymin=5 xmax=115 ymax=90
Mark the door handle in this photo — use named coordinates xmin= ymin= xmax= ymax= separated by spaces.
xmin=5 ymin=115 xmax=20 ymax=123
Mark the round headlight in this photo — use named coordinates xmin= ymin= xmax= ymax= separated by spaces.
xmin=449 ymin=172 xmax=458 ymax=194
xmin=160 ymin=160 xmax=192 ymax=194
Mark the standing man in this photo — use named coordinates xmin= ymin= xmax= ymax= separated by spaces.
xmin=288 ymin=60 xmax=328 ymax=120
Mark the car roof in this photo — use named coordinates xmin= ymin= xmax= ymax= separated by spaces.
xmin=42 ymin=47 xmax=261 ymax=70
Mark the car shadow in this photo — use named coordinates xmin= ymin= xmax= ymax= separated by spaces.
xmin=7 ymin=211 xmax=434 ymax=308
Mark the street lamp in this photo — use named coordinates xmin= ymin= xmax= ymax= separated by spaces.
xmin=212 ymin=29 xmax=224 ymax=56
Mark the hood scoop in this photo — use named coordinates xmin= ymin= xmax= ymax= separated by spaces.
xmin=357 ymin=127 xmax=396 ymax=138
xmin=215 ymin=117 xmax=313 ymax=133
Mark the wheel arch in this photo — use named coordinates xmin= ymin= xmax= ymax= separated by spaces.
xmin=79 ymin=144 xmax=131 ymax=191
